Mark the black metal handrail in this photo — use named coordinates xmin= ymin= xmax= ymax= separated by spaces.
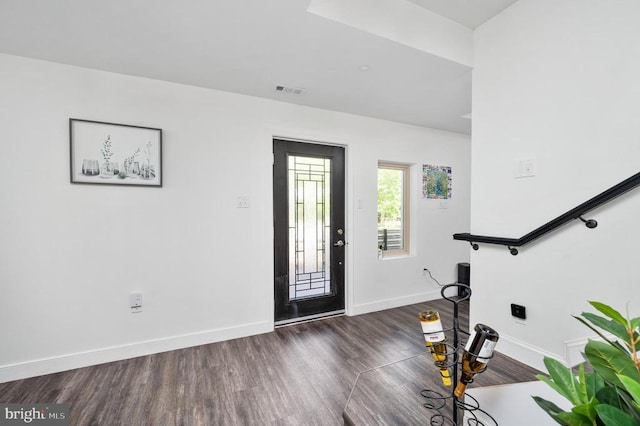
xmin=453 ymin=170 xmax=640 ymax=255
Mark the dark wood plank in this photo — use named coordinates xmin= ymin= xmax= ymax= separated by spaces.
xmin=0 ymin=300 xmax=540 ymax=425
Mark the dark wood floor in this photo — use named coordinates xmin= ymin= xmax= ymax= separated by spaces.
xmin=0 ymin=300 xmax=540 ymax=425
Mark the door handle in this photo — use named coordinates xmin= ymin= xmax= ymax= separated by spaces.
xmin=333 ymin=240 xmax=345 ymax=247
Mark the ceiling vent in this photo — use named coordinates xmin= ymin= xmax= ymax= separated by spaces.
xmin=275 ymin=85 xmax=305 ymax=95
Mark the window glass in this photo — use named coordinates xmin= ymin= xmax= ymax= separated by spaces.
xmin=377 ymin=163 xmax=409 ymax=255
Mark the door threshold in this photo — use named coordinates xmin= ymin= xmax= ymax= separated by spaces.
xmin=275 ymin=309 xmax=345 ymax=327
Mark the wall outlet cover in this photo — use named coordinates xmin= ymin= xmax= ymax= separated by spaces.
xmin=515 ymin=158 xmax=536 ymax=178
xmin=236 ymin=196 xmax=250 ymax=208
xmin=511 ymin=303 xmax=526 ymax=320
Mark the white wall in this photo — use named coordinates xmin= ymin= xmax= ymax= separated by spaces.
xmin=0 ymin=53 xmax=470 ymax=382
xmin=472 ymin=0 xmax=640 ymax=370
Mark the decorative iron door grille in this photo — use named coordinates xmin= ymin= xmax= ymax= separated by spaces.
xmin=288 ymin=155 xmax=332 ymax=300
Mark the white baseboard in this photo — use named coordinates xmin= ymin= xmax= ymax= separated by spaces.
xmin=3 ymin=306 xmax=588 ymax=384
xmin=350 ymin=290 xmax=442 ymax=316
xmin=497 ymin=333 xmax=565 ymax=372
xmin=0 ymin=320 xmax=272 ymax=383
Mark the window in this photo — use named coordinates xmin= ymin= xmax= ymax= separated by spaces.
xmin=377 ymin=162 xmax=410 ymax=256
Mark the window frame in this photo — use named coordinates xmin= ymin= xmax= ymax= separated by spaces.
xmin=377 ymin=161 xmax=410 ymax=258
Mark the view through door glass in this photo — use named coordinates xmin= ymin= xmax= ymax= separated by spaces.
xmin=273 ymin=139 xmax=345 ymax=324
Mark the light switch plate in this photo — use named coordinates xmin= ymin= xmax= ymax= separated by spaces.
xmin=130 ymin=293 xmax=142 ymax=313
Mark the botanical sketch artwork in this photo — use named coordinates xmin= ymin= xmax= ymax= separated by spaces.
xmin=70 ymin=119 xmax=162 ymax=187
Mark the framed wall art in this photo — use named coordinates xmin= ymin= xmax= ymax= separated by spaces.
xmin=422 ymin=164 xmax=452 ymax=199
xmin=69 ymin=118 xmax=162 ymax=187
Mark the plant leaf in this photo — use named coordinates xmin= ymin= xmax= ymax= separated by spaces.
xmin=574 ymin=315 xmax=621 ymax=349
xmin=589 ymin=301 xmax=628 ymax=327
xmin=597 ymin=386 xmax=623 ymax=409
xmin=571 ymin=399 xmax=599 ymax=423
xmin=616 ymin=389 xmax=640 ymax=423
xmin=556 ymin=411 xmax=595 ymax=426
xmin=576 ymin=314 xmax=640 ymax=353
xmin=584 ymin=341 xmax=640 ymax=387
xmin=532 ymin=396 xmax=573 ymax=425
xmin=578 ymin=364 xmax=588 ymax=403
xmin=588 ymin=301 xmax=640 ymax=350
xmin=585 ymin=371 xmax=605 ymax=400
xmin=581 ymin=312 xmax=632 ymax=345
xmin=595 ymin=404 xmax=639 ymax=426
xmin=541 ymin=357 xmax=583 ymax=405
xmin=538 ymin=374 xmax=576 ymax=404
xmin=618 ymin=375 xmax=640 ymax=405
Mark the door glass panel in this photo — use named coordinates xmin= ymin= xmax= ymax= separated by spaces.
xmin=288 ymin=155 xmax=332 ymax=300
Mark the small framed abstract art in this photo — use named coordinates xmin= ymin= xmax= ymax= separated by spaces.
xmin=422 ymin=164 xmax=452 ymax=199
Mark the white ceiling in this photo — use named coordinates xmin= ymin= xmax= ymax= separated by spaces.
xmin=0 ymin=0 xmax=517 ymax=135
xmin=406 ymin=0 xmax=518 ymax=29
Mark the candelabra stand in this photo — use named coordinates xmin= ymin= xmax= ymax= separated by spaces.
xmin=420 ymin=283 xmax=498 ymax=426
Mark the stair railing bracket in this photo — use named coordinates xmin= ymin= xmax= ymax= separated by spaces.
xmin=579 ymin=216 xmax=598 ymax=229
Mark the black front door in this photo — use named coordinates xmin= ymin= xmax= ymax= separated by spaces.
xmin=273 ymin=139 xmax=345 ymax=324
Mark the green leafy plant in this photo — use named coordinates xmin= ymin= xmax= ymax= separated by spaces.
xmin=534 ymin=301 xmax=640 ymax=425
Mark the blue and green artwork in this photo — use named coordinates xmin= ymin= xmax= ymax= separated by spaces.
xmin=422 ymin=165 xmax=452 ymax=199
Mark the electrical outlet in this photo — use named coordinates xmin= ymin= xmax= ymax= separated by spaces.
xmin=515 ymin=158 xmax=536 ymax=178
xmin=511 ymin=303 xmax=526 ymax=320
xmin=236 ymin=196 xmax=250 ymax=208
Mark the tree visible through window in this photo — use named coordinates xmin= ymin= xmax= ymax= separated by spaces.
xmin=377 ymin=163 xmax=409 ymax=254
